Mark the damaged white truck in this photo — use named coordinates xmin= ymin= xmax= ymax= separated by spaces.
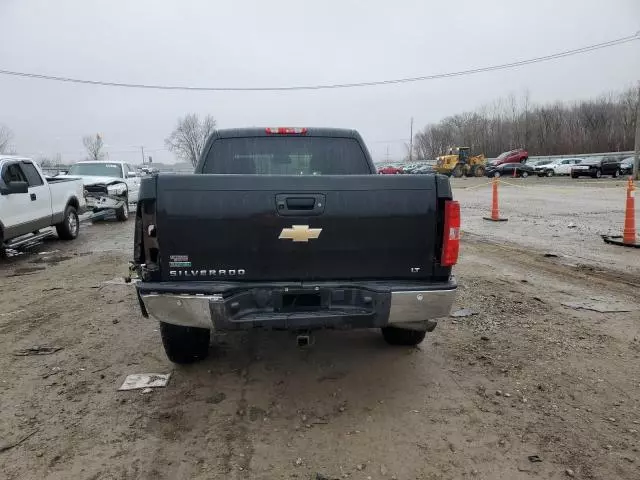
xmin=64 ymin=161 xmax=140 ymax=221
xmin=1 ymin=156 xmax=86 ymax=254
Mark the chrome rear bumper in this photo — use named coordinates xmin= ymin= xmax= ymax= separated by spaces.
xmin=141 ymin=294 xmax=221 ymax=329
xmin=138 ymin=282 xmax=457 ymax=332
xmin=387 ymin=289 xmax=456 ymax=330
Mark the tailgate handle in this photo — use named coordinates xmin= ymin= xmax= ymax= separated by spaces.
xmin=276 ymin=193 xmax=325 ymax=216
xmin=286 ymin=197 xmax=315 ymax=210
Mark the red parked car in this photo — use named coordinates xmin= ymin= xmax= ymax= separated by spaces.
xmin=491 ymin=149 xmax=529 ymax=166
xmin=378 ymin=165 xmax=403 ymax=174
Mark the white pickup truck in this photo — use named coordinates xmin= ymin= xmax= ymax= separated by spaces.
xmin=64 ymin=161 xmax=141 ymax=221
xmin=0 ymin=156 xmax=86 ymax=252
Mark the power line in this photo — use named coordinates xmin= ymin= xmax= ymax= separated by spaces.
xmin=0 ymin=34 xmax=638 ymax=92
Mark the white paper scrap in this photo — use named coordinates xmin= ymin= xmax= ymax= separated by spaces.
xmin=118 ymin=373 xmax=171 ymax=391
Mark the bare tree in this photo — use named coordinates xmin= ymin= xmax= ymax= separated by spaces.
xmin=83 ymin=134 xmax=105 ymax=161
xmin=165 ymin=114 xmax=217 ymax=167
xmin=38 ymin=156 xmax=54 ymax=168
xmin=0 ymin=124 xmax=14 ymax=154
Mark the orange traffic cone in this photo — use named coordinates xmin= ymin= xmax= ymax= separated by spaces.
xmin=602 ymin=177 xmax=639 ymax=248
xmin=623 ymin=177 xmax=637 ymax=245
xmin=483 ymin=177 xmax=508 ymax=222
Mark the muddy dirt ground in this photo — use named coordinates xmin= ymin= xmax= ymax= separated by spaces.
xmin=1 ymin=178 xmax=638 ymax=480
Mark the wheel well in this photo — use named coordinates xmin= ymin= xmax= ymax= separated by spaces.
xmin=67 ymin=197 xmax=80 ymax=210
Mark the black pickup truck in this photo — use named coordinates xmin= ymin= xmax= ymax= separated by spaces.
xmin=133 ymin=128 xmax=459 ymax=363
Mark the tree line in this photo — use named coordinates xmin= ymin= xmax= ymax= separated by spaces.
xmin=413 ymin=87 xmax=638 ymax=159
xmin=4 ymin=87 xmax=637 ymax=166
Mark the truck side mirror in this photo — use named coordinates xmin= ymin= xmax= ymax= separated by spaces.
xmin=127 ymin=171 xmax=138 ymax=178
xmin=0 ymin=180 xmax=29 ymax=195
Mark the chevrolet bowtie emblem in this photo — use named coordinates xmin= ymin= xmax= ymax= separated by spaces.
xmin=279 ymin=225 xmax=322 ymax=243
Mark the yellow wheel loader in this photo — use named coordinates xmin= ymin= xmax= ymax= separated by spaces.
xmin=435 ymin=147 xmax=487 ymax=177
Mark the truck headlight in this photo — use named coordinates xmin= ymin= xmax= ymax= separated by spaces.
xmin=107 ymin=183 xmax=127 ymax=196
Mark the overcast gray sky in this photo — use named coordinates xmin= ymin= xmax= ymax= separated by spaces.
xmin=1 ymin=0 xmax=639 ymax=164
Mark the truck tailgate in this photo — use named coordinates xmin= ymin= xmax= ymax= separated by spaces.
xmin=155 ymin=174 xmax=443 ymax=282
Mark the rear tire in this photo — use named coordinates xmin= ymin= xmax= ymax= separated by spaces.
xmin=546 ymin=170 xmax=554 ymax=177
xmin=451 ymin=164 xmax=464 ymax=178
xmin=381 ymin=327 xmax=427 ymax=346
xmin=493 ymin=171 xmax=501 ymax=178
xmin=473 ymin=165 xmax=486 ymax=177
xmin=613 ymin=169 xmax=620 ymax=178
xmin=55 ymin=205 xmax=79 ymax=240
xmin=593 ymin=169 xmax=602 ymax=179
xmin=521 ymin=171 xmax=529 ymax=178
xmin=159 ymin=322 xmax=210 ymax=364
xmin=115 ymin=201 xmax=129 ymax=222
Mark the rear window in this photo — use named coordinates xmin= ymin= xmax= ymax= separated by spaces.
xmin=202 ymin=137 xmax=371 ymax=175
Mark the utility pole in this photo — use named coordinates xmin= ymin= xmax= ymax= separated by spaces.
xmin=634 ymin=82 xmax=640 ymax=180
xmin=385 ymin=145 xmax=390 ymax=162
xmin=140 ymin=146 xmax=146 ymax=165
xmin=409 ymin=117 xmax=414 ymax=162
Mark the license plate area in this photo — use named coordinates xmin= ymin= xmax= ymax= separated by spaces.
xmin=221 ymin=287 xmax=381 ymax=323
xmin=278 ymin=290 xmax=325 ymax=313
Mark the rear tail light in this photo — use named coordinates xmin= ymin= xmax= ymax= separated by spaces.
xmin=441 ymin=200 xmax=460 ymax=267
xmin=265 ymin=127 xmax=308 ymax=135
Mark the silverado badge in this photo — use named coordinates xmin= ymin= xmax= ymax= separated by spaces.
xmin=279 ymin=225 xmax=322 ymax=243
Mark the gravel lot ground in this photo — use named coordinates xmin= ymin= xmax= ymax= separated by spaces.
xmin=1 ymin=178 xmax=638 ymax=480
xmin=452 ymin=176 xmax=639 ymax=276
